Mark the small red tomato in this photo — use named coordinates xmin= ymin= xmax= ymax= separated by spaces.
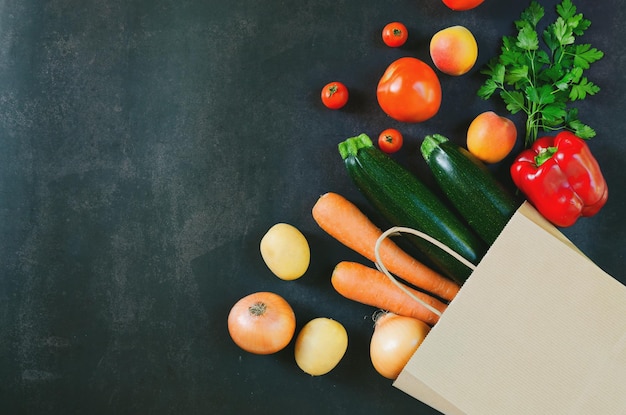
xmin=382 ymin=22 xmax=408 ymax=48
xmin=321 ymin=81 xmax=349 ymax=110
xmin=378 ymin=129 xmax=404 ymax=154
xmin=441 ymin=0 xmax=484 ymax=11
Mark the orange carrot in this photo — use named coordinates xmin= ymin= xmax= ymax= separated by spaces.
xmin=312 ymin=192 xmax=460 ymax=301
xmin=331 ymin=261 xmax=446 ymax=326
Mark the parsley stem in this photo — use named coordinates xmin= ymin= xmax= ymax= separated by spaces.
xmin=525 ymin=111 xmax=537 ymax=147
xmin=526 ymin=100 xmax=543 ymax=147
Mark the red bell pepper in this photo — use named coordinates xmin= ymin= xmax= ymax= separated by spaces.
xmin=510 ymin=131 xmax=608 ymax=227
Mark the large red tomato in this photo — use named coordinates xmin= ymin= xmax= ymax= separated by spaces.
xmin=376 ymin=57 xmax=442 ymax=123
xmin=441 ymin=0 xmax=484 ymax=11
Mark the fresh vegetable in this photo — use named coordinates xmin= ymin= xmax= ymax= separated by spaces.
xmin=466 ymin=111 xmax=518 ymax=163
xmin=339 ymin=133 xmax=487 ymax=283
xmin=441 ymin=0 xmax=484 ymax=11
xmin=294 ymin=317 xmax=348 ymax=376
xmin=260 ymin=223 xmax=310 ymax=280
xmin=377 ymin=57 xmax=442 ymax=123
xmin=312 ymin=192 xmax=460 ymax=301
xmin=382 ymin=22 xmax=408 ymax=47
xmin=377 ymin=128 xmax=404 ymax=154
xmin=477 ymin=0 xmax=604 ymax=146
xmin=331 ymin=261 xmax=447 ymax=326
xmin=370 ymin=312 xmax=430 ymax=380
xmin=429 ymin=25 xmax=478 ymax=76
xmin=421 ymin=134 xmax=520 ymax=245
xmin=321 ymin=81 xmax=349 ymax=110
xmin=227 ymin=292 xmax=296 ymax=355
xmin=510 ymin=131 xmax=608 ymax=227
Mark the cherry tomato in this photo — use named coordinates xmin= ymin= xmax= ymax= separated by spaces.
xmin=382 ymin=22 xmax=408 ymax=48
xmin=441 ymin=0 xmax=484 ymax=11
xmin=378 ymin=129 xmax=404 ymax=154
xmin=321 ymin=81 xmax=349 ymax=110
xmin=377 ymin=57 xmax=442 ymax=123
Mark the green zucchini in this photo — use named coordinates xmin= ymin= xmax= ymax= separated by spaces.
xmin=338 ymin=133 xmax=486 ymax=284
xmin=420 ymin=134 xmax=521 ymax=245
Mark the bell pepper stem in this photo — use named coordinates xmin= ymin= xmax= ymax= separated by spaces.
xmin=534 ymin=146 xmax=558 ymax=166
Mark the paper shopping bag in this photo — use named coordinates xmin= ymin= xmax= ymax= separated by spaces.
xmin=393 ymin=201 xmax=626 ymax=415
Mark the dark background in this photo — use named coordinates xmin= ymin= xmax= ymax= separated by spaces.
xmin=1 ymin=0 xmax=623 ymax=414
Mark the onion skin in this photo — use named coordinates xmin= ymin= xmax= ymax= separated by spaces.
xmin=370 ymin=312 xmax=430 ymax=379
xmin=227 ymin=291 xmax=296 ymax=355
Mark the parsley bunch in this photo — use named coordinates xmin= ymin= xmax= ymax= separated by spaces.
xmin=478 ymin=0 xmax=604 ymax=147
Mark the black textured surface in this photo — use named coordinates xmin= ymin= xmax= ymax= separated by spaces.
xmin=1 ymin=1 xmax=623 ymax=414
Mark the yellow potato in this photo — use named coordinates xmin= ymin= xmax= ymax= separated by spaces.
xmin=294 ymin=317 xmax=348 ymax=376
xmin=260 ymin=223 xmax=310 ymax=280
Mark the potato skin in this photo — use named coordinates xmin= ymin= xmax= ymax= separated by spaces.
xmin=260 ymin=223 xmax=310 ymax=280
xmin=295 ymin=318 xmax=348 ymax=376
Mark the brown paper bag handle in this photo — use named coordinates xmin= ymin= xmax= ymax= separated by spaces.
xmin=374 ymin=226 xmax=478 ymax=317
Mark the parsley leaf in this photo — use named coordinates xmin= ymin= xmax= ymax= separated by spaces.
xmin=519 ymin=1 xmax=544 ymax=27
xmin=573 ymin=44 xmax=604 ymax=69
xmin=553 ymin=17 xmax=575 ymax=46
xmin=569 ymin=77 xmax=600 ymax=101
xmin=556 ymin=0 xmax=577 ymax=21
xmin=501 ymin=90 xmax=525 ymax=114
xmin=516 ymin=23 xmax=539 ymax=51
xmin=477 ymin=0 xmax=604 ymax=146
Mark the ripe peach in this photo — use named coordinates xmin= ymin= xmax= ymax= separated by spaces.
xmin=466 ymin=111 xmax=518 ymax=164
xmin=429 ymin=26 xmax=478 ymax=76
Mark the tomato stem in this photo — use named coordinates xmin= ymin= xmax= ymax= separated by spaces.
xmin=249 ymin=301 xmax=267 ymax=316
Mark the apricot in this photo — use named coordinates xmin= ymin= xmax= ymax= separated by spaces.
xmin=466 ymin=111 xmax=518 ymax=163
xmin=429 ymin=26 xmax=478 ymax=76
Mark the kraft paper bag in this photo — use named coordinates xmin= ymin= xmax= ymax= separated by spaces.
xmin=392 ymin=201 xmax=626 ymax=415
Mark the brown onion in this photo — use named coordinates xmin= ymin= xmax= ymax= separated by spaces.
xmin=370 ymin=311 xmax=430 ymax=379
xmin=228 ymin=291 xmax=296 ymax=355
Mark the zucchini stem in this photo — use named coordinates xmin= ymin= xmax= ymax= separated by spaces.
xmin=338 ymin=133 xmax=373 ymax=160
xmin=421 ymin=134 xmax=449 ymax=160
